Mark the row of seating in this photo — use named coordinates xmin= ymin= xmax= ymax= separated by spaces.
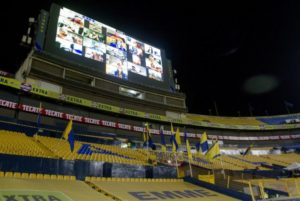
xmin=85 ymin=176 xmax=183 ymax=182
xmin=0 ymin=130 xmax=55 ymax=158
xmin=0 ymin=171 xmax=76 ymax=180
xmin=0 ymin=130 xmax=153 ymax=166
xmin=186 ymin=114 xmax=263 ymax=126
xmin=154 ymin=150 xmax=300 ymax=171
xmin=36 ymin=135 xmax=151 ymax=165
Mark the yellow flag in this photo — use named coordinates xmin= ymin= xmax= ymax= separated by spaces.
xmin=143 ymin=132 xmax=147 ymax=143
xmin=206 ymin=141 xmax=220 ymax=160
xmin=186 ymin=139 xmax=192 ymax=160
xmin=62 ymin=119 xmax=73 ymax=140
xmin=146 ymin=123 xmax=150 ymax=134
xmin=161 ymin=145 xmax=167 ymax=152
xmin=200 ymin=132 xmax=208 ymax=144
xmin=172 ymin=142 xmax=177 ymax=153
xmin=175 ymin=128 xmax=181 ymax=145
xmin=171 ymin=122 xmax=174 ymax=134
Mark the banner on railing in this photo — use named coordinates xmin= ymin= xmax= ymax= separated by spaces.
xmin=0 ymin=98 xmax=299 ymax=141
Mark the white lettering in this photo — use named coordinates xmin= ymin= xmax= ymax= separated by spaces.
xmin=84 ymin=117 xmax=100 ymax=125
xmin=45 ymin=109 xmax=64 ymax=118
xmin=65 ymin=114 xmax=83 ymax=122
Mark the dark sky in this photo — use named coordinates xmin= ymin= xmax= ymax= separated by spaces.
xmin=1 ymin=0 xmax=300 ymax=116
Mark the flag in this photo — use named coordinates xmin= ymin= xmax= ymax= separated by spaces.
xmin=183 ymin=127 xmax=187 ymax=143
xmin=184 ymin=127 xmax=192 ymax=159
xmin=206 ymin=141 xmax=221 ymax=160
xmin=145 ymin=123 xmax=153 ymax=148
xmin=170 ymin=134 xmax=178 ymax=153
xmin=175 ymin=127 xmax=181 ymax=145
xmin=62 ymin=119 xmax=75 ymax=152
xmin=143 ymin=132 xmax=147 ymax=147
xmin=243 ymin=144 xmax=253 ymax=156
xmin=172 ymin=140 xmax=177 ymax=153
xmin=171 ymin=122 xmax=174 ymax=134
xmin=170 ymin=122 xmax=178 ymax=152
xmin=186 ymin=139 xmax=192 ymax=160
xmin=160 ymin=126 xmax=166 ymax=152
xmin=200 ymin=132 xmax=209 ymax=152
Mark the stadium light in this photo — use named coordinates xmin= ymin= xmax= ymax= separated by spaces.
xmin=20 ymin=17 xmax=36 ymax=47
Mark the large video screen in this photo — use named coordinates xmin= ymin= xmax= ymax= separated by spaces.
xmin=54 ymin=7 xmax=164 ymax=82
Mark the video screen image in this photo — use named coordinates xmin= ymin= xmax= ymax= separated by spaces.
xmin=106 ymin=30 xmax=127 ymax=52
xmin=145 ymin=44 xmax=161 ymax=57
xmin=106 ymin=45 xmax=127 ymax=60
xmin=87 ymin=20 xmax=103 ymax=33
xmin=55 ymin=7 xmax=164 ymax=81
xmin=128 ymin=62 xmax=147 ymax=77
xmin=127 ymin=37 xmax=144 ymax=56
xmin=83 ymin=28 xmax=105 ymax=43
xmin=59 ymin=8 xmax=84 ymax=27
xmin=145 ymin=54 xmax=162 ymax=73
xmin=148 ymin=68 xmax=162 ymax=81
xmin=106 ymin=55 xmax=128 ymax=80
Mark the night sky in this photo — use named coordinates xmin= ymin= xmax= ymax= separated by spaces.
xmin=1 ymin=0 xmax=300 ymax=116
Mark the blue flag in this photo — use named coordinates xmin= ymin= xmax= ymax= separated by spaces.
xmin=183 ymin=127 xmax=187 ymax=143
xmin=200 ymin=132 xmax=209 ymax=153
xmin=160 ymin=126 xmax=166 ymax=146
xmin=62 ymin=120 xmax=75 ymax=152
xmin=170 ymin=134 xmax=178 ymax=151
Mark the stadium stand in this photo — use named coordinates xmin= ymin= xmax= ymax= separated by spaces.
xmin=0 ymin=130 xmax=55 ymax=158
xmin=36 ymin=135 xmax=152 ymax=165
xmin=185 ymin=114 xmax=264 ymax=126
xmin=257 ymin=115 xmax=300 ymax=125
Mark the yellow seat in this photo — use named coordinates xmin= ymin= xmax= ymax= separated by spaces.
xmin=63 ymin=175 xmax=70 ymax=180
xmin=70 ymin=176 xmax=76 ymax=181
xmin=13 ymin=172 xmax=21 ymax=178
xmin=21 ymin=173 xmax=29 ymax=178
xmin=29 ymin=173 xmax=37 ymax=179
xmin=0 ymin=172 xmax=4 ymax=177
xmin=43 ymin=174 xmax=51 ymax=180
xmin=50 ymin=175 xmax=57 ymax=180
xmin=4 ymin=172 xmax=13 ymax=177
xmin=37 ymin=174 xmax=44 ymax=179
xmin=85 ymin=176 xmax=91 ymax=182
xmin=57 ymin=175 xmax=64 ymax=180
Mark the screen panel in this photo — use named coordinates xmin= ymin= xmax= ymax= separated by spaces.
xmin=44 ymin=4 xmax=173 ymax=91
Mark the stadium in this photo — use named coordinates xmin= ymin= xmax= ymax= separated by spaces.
xmin=0 ymin=2 xmax=300 ymax=201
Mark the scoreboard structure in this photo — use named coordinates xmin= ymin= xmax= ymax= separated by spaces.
xmin=45 ymin=4 xmax=173 ymax=91
xmin=17 ymin=4 xmax=186 ymax=113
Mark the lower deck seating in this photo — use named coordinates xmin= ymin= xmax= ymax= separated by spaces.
xmin=0 ymin=178 xmax=114 ymax=201
xmin=36 ymin=135 xmax=151 ymax=165
xmin=0 ymin=174 xmax=241 ymax=201
xmin=88 ymin=177 xmax=240 ymax=201
xmin=0 ymin=130 xmax=55 ymax=158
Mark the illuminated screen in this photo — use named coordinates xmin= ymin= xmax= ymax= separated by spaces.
xmin=54 ymin=7 xmax=164 ymax=81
